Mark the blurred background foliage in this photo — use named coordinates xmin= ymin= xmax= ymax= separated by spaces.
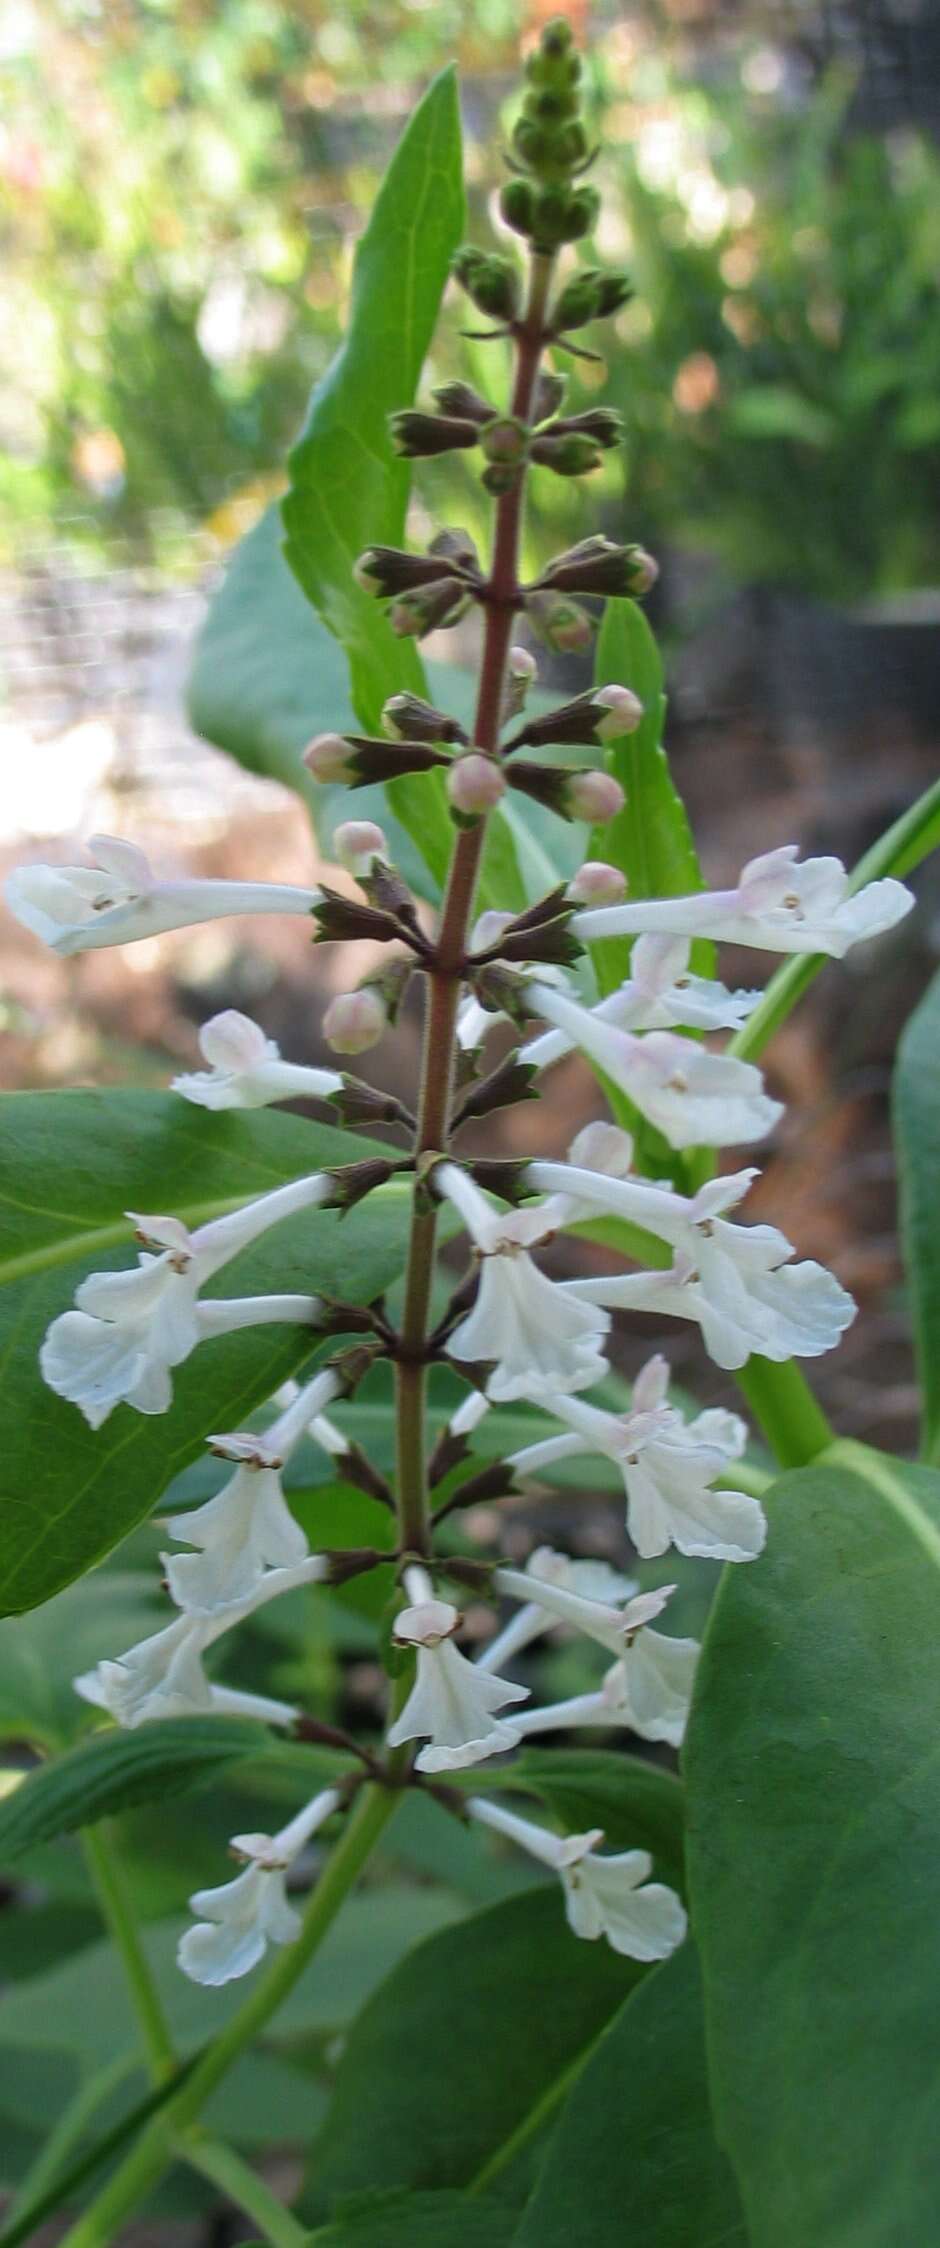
xmin=3 ymin=0 xmax=940 ymax=603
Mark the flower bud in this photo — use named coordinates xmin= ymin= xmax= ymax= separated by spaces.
xmin=524 ymin=589 xmax=595 ymax=653
xmin=429 ymin=526 xmax=481 ymax=574
xmin=323 ymin=988 xmax=387 ymax=1056
xmin=353 ymin=545 xmax=462 ymax=599
xmin=501 ymin=643 xmax=537 ymax=726
xmin=567 ymin=859 xmax=628 ymax=904
xmin=481 ymin=417 xmax=528 ymax=467
xmin=499 ymin=178 xmax=537 ymax=238
xmin=388 ymin=410 xmax=480 ymax=459
xmin=505 ymin=684 xmax=640 ymax=752
xmin=448 ymin=753 xmax=507 ymax=819
xmin=595 ymin=684 xmax=644 ymax=738
xmin=381 ymin=693 xmax=467 ymax=746
xmin=333 ymin=821 xmax=388 ymax=878
xmin=552 ymin=266 xmax=632 ymax=332
xmin=303 ymin=732 xmax=355 ymax=784
xmin=535 ymin=537 xmax=655 ymax=600
xmin=533 ymin=371 xmax=568 ymax=423
xmin=564 ymin=771 xmax=626 ymax=824
xmin=389 ymin=580 xmax=473 ymax=640
xmin=432 ymin=381 xmax=493 ymax=425
xmin=551 ymin=407 xmax=623 ymax=449
xmin=452 ymin=246 xmax=520 ymax=323
xmin=530 ymin=431 xmax=604 ymax=477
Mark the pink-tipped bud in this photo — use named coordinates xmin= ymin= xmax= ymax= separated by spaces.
xmin=303 ymin=732 xmax=355 ymax=784
xmin=447 ymin=753 xmax=507 ymax=818
xmin=333 ymin=820 xmax=388 ymax=877
xmin=564 ymin=771 xmax=626 ymax=824
xmin=567 ymin=859 xmax=628 ymax=904
xmin=629 ymin=546 xmax=659 ymax=595
xmin=509 ymin=645 xmax=537 ymax=682
xmin=594 ymin=684 xmax=644 ymax=739
xmin=322 ymin=988 xmax=387 ymax=1055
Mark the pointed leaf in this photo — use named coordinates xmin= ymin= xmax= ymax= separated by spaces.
xmin=304 ymin=1887 xmax=645 ymax=2220
xmin=512 ymin=1944 xmax=747 ymax=2246
xmin=894 ymin=964 xmax=940 ymax=1461
xmin=307 ymin=2189 xmax=516 ymax=2246
xmin=685 ymin=1445 xmax=940 ymax=2247
xmin=0 ymin=1091 xmax=413 ymax=1612
xmin=0 ymin=1719 xmax=275 ymax=1863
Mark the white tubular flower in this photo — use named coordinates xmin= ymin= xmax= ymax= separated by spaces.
xmin=526 ymin=981 xmax=781 ymax=1151
xmin=434 ymin=1162 xmax=610 ymax=1402
xmin=74 ymin=1558 xmax=327 ymax=1728
xmin=5 ymin=834 xmax=320 ymax=956
xmin=525 ymin=938 xmax=760 ymax=1074
xmin=172 ymin=1011 xmax=343 ymax=1111
xmin=477 ymin=1545 xmax=637 ymax=1674
xmin=572 ymin=844 xmax=913 ymax=958
xmin=468 ymin=1797 xmax=686 ymax=1961
xmin=529 ymin=1160 xmax=856 ymax=1371
xmin=178 ymin=1786 xmax=343 ymax=1987
xmin=386 ymin=1588 xmax=529 ymax=1773
xmin=40 ymin=1174 xmax=332 ymax=1426
xmin=491 ymin=1567 xmax=697 ymax=1745
xmin=162 ymin=1366 xmax=341 ymax=1614
xmin=512 ymin=1355 xmax=764 ymax=1564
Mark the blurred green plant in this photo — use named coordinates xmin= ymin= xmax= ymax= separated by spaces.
xmin=602 ymin=60 xmax=940 ymax=601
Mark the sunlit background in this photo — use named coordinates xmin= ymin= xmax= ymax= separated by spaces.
xmin=3 ymin=0 xmax=940 ymax=1430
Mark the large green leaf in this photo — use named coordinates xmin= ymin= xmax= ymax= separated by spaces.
xmin=0 ymin=1718 xmax=274 ymax=1862
xmin=0 ymin=1571 xmax=159 ymax=1747
xmin=281 ymin=68 xmax=463 ymax=738
xmin=304 ymin=1886 xmax=648 ymax=2221
xmin=512 ymin=1945 xmax=747 ymax=2247
xmin=684 ymin=1444 xmax=940 ymax=2247
xmin=588 ymin=598 xmax=708 ymax=999
xmin=894 ymin=964 xmax=940 ymax=1462
xmin=307 ymin=2190 xmax=516 ymax=2246
xmin=0 ymin=1091 xmax=414 ymax=1612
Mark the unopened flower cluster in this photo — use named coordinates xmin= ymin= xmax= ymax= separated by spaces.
xmin=7 ymin=17 xmax=914 ymax=1990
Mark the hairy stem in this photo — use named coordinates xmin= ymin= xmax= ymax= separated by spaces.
xmin=395 ymin=248 xmax=555 ymax=1554
xmin=57 ymin=1782 xmax=400 ymax=2248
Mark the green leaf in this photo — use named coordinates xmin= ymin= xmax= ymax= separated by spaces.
xmin=0 ymin=1719 xmax=273 ymax=1863
xmin=304 ymin=1888 xmax=646 ymax=2221
xmin=894 ymin=965 xmax=940 ymax=1462
xmin=307 ymin=2189 xmax=516 ymax=2246
xmin=0 ymin=1091 xmax=414 ymax=1613
xmin=588 ymin=598 xmax=708 ymax=1000
xmin=512 ymin=1945 xmax=747 ymax=2247
xmin=281 ymin=68 xmax=464 ymax=737
xmin=684 ymin=1443 xmax=940 ymax=2248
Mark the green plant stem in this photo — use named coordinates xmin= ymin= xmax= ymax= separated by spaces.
xmin=183 ymin=2133 xmax=310 ymax=2248
xmin=394 ymin=246 xmax=555 ymax=1556
xmin=731 ymin=775 xmax=940 ymax=1066
xmin=57 ymin=1781 xmax=400 ymax=2248
xmin=82 ymin=1825 xmax=175 ymax=2082
xmin=734 ymin=1355 xmax=833 ymax=1468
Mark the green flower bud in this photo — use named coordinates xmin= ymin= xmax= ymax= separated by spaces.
xmin=533 ymin=370 xmax=568 ymax=422
xmin=562 ymin=184 xmax=601 ymax=240
xmin=452 ymin=246 xmax=520 ymax=323
xmin=389 ymin=579 xmax=474 ymax=640
xmin=512 ymin=116 xmax=553 ymax=173
xmin=523 ymin=85 xmax=579 ymax=123
xmin=481 ymin=416 xmax=529 ymax=467
xmin=531 ymin=431 xmax=604 ymax=477
xmin=524 ymin=589 xmax=595 ymax=654
xmin=552 ymin=266 xmax=632 ymax=331
xmin=500 ymin=178 xmax=537 ymax=237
